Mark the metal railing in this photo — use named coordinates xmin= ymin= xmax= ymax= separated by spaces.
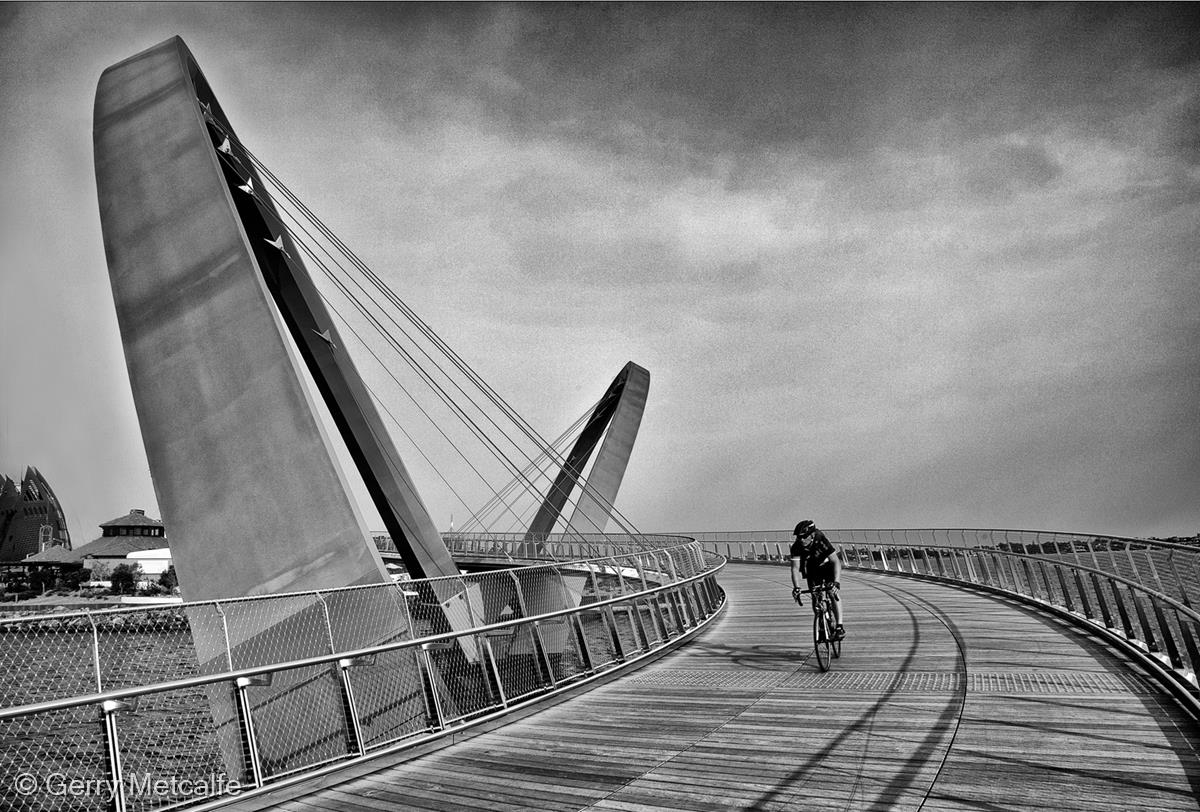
xmin=702 ymin=528 xmax=1200 ymax=703
xmin=0 ymin=538 xmax=724 ymax=812
xmin=443 ymin=531 xmax=696 ymax=562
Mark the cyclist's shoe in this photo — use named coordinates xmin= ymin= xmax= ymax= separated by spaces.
xmin=833 ymin=624 xmax=846 ymax=641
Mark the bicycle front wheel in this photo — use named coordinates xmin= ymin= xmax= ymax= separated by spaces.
xmin=813 ymin=611 xmax=831 ymax=671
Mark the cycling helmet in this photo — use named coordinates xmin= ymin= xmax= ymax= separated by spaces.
xmin=794 ymin=520 xmax=816 ymax=538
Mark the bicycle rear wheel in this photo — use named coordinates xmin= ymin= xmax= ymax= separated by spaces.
xmin=813 ymin=611 xmax=831 ymax=671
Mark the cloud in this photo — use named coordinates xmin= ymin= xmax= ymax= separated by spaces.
xmin=2 ymin=3 xmax=1199 ymax=542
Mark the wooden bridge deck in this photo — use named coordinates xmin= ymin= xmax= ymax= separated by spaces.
xmin=241 ymin=565 xmax=1200 ymax=811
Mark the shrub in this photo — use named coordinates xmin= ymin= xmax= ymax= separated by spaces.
xmin=29 ymin=568 xmax=58 ymax=592
xmin=110 ymin=563 xmax=143 ymax=595
xmin=61 ymin=568 xmax=91 ymax=590
xmin=158 ymin=565 xmax=178 ymax=592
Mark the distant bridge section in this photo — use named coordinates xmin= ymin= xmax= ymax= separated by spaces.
xmin=690 ymin=527 xmax=1200 ymax=710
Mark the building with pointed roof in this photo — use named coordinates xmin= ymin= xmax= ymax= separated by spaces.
xmin=0 ymin=467 xmax=71 ymax=563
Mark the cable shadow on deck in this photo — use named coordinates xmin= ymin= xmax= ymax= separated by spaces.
xmin=749 ymin=585 xmax=968 ymax=811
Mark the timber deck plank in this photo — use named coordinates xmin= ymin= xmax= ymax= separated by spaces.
xmin=239 ymin=565 xmax=1200 ymax=811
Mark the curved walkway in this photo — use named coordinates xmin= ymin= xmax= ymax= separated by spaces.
xmin=253 ymin=565 xmax=1200 ymax=811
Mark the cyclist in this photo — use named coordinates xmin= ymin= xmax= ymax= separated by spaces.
xmin=790 ymin=519 xmax=845 ymax=640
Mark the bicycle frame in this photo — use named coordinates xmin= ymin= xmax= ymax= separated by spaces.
xmin=802 ymin=583 xmax=841 ymax=671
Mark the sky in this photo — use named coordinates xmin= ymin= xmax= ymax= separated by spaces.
xmin=1 ymin=3 xmax=1198 ymax=546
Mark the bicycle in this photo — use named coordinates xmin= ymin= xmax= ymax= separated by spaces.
xmin=799 ymin=583 xmax=842 ymax=671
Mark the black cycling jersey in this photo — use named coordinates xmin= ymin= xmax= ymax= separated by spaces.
xmin=789 ymin=530 xmax=837 ymax=580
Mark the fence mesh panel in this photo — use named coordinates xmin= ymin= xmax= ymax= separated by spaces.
xmin=0 ymin=704 xmax=108 ymax=812
xmin=1 ymin=538 xmax=723 ymax=812
xmin=351 ymin=646 xmax=431 ymax=750
xmin=115 ymin=685 xmax=228 ymax=812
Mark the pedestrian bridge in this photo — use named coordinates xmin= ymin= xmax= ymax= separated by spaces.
xmin=3 ymin=531 xmax=1199 ymax=811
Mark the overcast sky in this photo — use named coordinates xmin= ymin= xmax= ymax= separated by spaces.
xmin=1 ymin=3 xmax=1198 ymax=545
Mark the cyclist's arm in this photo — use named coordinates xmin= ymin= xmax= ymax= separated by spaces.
xmin=827 ymin=551 xmax=842 ymax=584
xmin=790 ymin=556 xmax=804 ymax=590
xmin=820 ymin=543 xmax=842 ymax=584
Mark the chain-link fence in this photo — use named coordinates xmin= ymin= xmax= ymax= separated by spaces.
xmin=0 ymin=539 xmax=724 ymax=812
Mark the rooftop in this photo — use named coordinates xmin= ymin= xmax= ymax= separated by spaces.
xmin=99 ymin=509 xmax=163 ymax=528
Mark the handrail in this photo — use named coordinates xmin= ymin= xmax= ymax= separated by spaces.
xmin=0 ymin=560 xmax=723 ymax=721
xmin=0 ymin=540 xmax=701 ymax=626
xmin=708 ymin=533 xmax=1200 ymax=708
xmin=0 ymin=538 xmax=726 ymax=812
xmin=853 ymin=543 xmax=1200 ymax=629
xmin=683 ymin=526 xmax=1198 ymax=552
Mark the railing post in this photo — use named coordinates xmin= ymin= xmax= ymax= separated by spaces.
xmin=480 ymin=636 xmax=508 ymax=707
xmin=101 ymin=698 xmax=131 ymax=812
xmin=1068 ymin=535 xmax=1085 ymax=569
xmin=419 ymin=644 xmax=447 ymax=730
xmin=1037 ymin=560 xmax=1056 ymax=604
xmin=1131 ymin=590 xmax=1160 ymax=653
xmin=632 ymin=598 xmax=655 ymax=649
xmin=973 ymin=551 xmax=991 ymax=586
xmin=1174 ymin=608 xmax=1200 ymax=681
xmin=1166 ymin=551 xmax=1193 ymax=610
xmin=337 ymin=655 xmax=373 ymax=756
xmin=1090 ymin=572 xmax=1115 ymax=630
xmin=1111 ymin=578 xmax=1136 ymax=638
xmin=1021 ymin=559 xmax=1039 ymax=600
xmin=603 ymin=605 xmax=626 ymax=662
xmin=1055 ymin=566 xmax=1076 ymax=614
xmin=671 ymin=589 xmax=694 ymax=629
xmin=1123 ymin=544 xmax=1145 ymax=589
xmin=961 ymin=549 xmax=978 ymax=583
xmin=1073 ymin=570 xmax=1094 ymax=620
xmin=215 ymin=601 xmax=234 ymax=670
xmin=1141 ymin=550 xmax=1169 ymax=599
xmin=946 ymin=549 xmax=963 ymax=581
xmin=234 ymin=674 xmax=271 ymax=787
xmin=1150 ymin=599 xmax=1182 ymax=668
xmin=991 ymin=553 xmax=1011 ymax=592
xmin=679 ymin=583 xmax=700 ymax=625
xmin=89 ymin=613 xmax=103 ymax=692
xmin=572 ymin=614 xmax=595 ymax=671
xmin=689 ymin=581 xmax=708 ymax=619
xmin=314 ymin=591 xmax=337 ymax=654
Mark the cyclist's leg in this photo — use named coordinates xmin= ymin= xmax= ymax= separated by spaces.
xmin=819 ymin=562 xmax=845 ymax=635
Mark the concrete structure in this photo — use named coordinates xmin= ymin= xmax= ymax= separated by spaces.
xmin=93 ymin=36 xmax=469 ymax=775
xmin=527 ymin=362 xmax=650 ymax=538
xmin=93 ymin=36 xmax=458 ymax=605
xmin=0 ymin=468 xmax=70 ymax=563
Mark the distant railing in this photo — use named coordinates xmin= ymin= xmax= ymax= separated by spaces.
xmin=700 ymin=528 xmax=1200 ymax=704
xmin=0 ymin=538 xmax=724 ymax=812
xmin=443 ymin=531 xmax=695 ymax=562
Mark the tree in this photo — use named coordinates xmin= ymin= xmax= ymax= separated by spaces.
xmin=61 ymin=567 xmax=91 ymax=590
xmin=29 ymin=568 xmax=57 ymax=592
xmin=158 ymin=565 xmax=178 ymax=592
xmin=110 ymin=563 xmax=143 ymax=595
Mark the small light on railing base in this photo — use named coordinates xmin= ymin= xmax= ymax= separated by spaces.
xmin=339 ymin=655 xmax=376 ymax=669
